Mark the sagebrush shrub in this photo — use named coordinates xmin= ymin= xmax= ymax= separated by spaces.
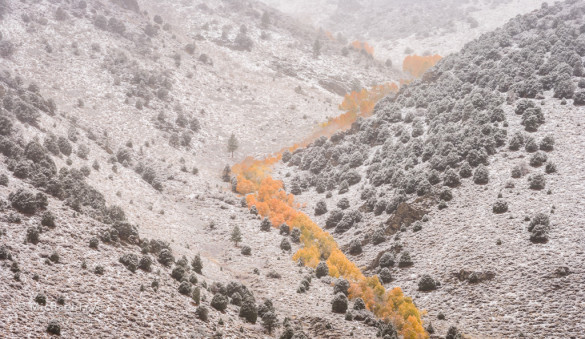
xmin=315 ymin=261 xmax=329 ymax=278
xmin=379 ymin=267 xmax=392 ymax=283
xmin=290 ymin=228 xmax=301 ymax=243
xmin=545 ymin=162 xmax=557 ymax=174
xmin=528 ymin=173 xmax=546 ymax=190
xmin=158 ymin=249 xmax=174 ymax=267
xmin=9 ymin=189 xmax=39 ymax=214
xmin=398 ymin=251 xmax=413 ymax=267
xmin=418 ymin=274 xmax=437 ymax=291
xmin=211 ymin=293 xmax=228 ymax=311
xmin=473 ymin=165 xmax=489 ymax=184
xmin=314 ymin=200 xmax=327 ymax=216
xmin=178 ymin=281 xmax=192 ymax=295
xmin=529 ymin=151 xmax=547 ymax=167
xmin=379 ymin=252 xmax=395 ymax=268
xmin=348 ymin=239 xmax=362 ymax=255
xmin=196 ymin=305 xmax=209 ymax=321
xmin=492 ymin=200 xmax=508 ymax=214
xmin=539 ymin=135 xmax=554 ymax=151
xmin=331 ymin=293 xmax=348 ymax=313
xmin=241 ymin=245 xmax=251 ymax=256
xmin=119 ymin=253 xmax=139 ymax=272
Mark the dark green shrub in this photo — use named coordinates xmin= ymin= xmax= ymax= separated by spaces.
xmin=524 ymin=137 xmax=538 ymax=152
xmin=337 ymin=197 xmax=350 ymax=210
xmin=338 ymin=180 xmax=349 ymax=194
xmin=529 ymin=151 xmax=547 ymax=167
xmin=47 ymin=320 xmax=61 ymax=335
xmin=178 ymin=281 xmax=192 ymax=295
xmin=508 ymin=132 xmax=524 ymax=151
xmin=241 ymin=245 xmax=251 ymax=256
xmin=290 ymin=228 xmax=301 ymax=243
xmin=192 ymin=286 xmax=201 ymax=304
xmin=9 ymin=188 xmax=39 ymax=214
xmin=514 ymin=99 xmax=535 ymax=115
xmin=41 ymin=211 xmax=55 ymax=227
xmin=331 ymin=293 xmax=348 ymax=313
xmin=239 ymin=299 xmax=258 ymax=323
xmin=348 ymin=239 xmax=362 ymax=255
xmin=260 ymin=218 xmax=271 ymax=232
xmin=545 ymin=162 xmax=556 ymax=174
xmin=58 ymin=136 xmax=72 ymax=156
xmin=280 ymin=239 xmax=291 ymax=251
xmin=539 ymin=135 xmax=554 ymax=151
xmin=398 ymin=252 xmax=413 ymax=268
xmin=574 ymin=91 xmax=585 ymax=106
xmin=528 ymin=213 xmax=549 ymax=232
xmin=196 ymin=306 xmax=209 ymax=321
xmin=440 ymin=188 xmax=453 ymax=201
xmin=529 ymin=223 xmax=549 ymax=243
xmin=492 ymin=200 xmax=508 ymax=214
xmin=412 ymin=221 xmax=422 ymax=232
xmin=372 ymin=229 xmax=386 ymax=245
xmin=261 ymin=311 xmax=279 ymax=334
xmin=446 ymin=326 xmax=462 ymax=339
xmin=119 ymin=253 xmax=139 ymax=272
xmin=191 ymin=253 xmax=203 ymax=273
xmin=473 ymin=165 xmax=489 ymax=184
xmin=0 ymin=116 xmax=12 ymax=136
xmin=49 ymin=251 xmax=60 ymax=263
xmin=26 ymin=226 xmax=40 ymax=244
xmin=325 ymin=209 xmax=343 ymax=228
xmin=378 ymin=252 xmax=396 ymax=270
xmin=230 ymin=292 xmax=242 ymax=306
xmin=279 ymin=224 xmax=290 ymax=235
xmin=139 ymin=255 xmax=152 ymax=271
xmin=171 ymin=265 xmax=187 ymax=281
xmin=315 ymin=261 xmax=329 ymax=278
xmin=89 ymin=237 xmax=100 ymax=250
xmin=353 ymin=297 xmax=365 ymax=310
xmin=0 ymin=173 xmax=8 ymax=186
xmin=0 ymin=245 xmax=10 ymax=260
xmin=528 ymin=173 xmax=545 ymax=190
xmin=314 ymin=200 xmax=327 ymax=216
xmin=35 ymin=293 xmax=47 ymax=305
xmin=553 ymin=79 xmax=575 ymax=99
xmin=511 ymin=166 xmax=522 ymax=178
xmin=158 ymin=249 xmax=174 ymax=267
xmin=418 ymin=274 xmax=437 ymax=291
xmin=443 ymin=169 xmax=460 ymax=187
xmin=379 ymin=267 xmax=392 ymax=283
xmin=333 ymin=279 xmax=349 ymax=296
xmin=281 ymin=150 xmax=292 ymax=163
xmin=427 ymin=169 xmax=441 ymax=185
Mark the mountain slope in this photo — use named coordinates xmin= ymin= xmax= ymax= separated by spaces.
xmin=272 ymin=1 xmax=585 ymax=337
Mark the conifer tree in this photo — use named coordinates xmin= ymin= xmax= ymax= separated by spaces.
xmin=222 ymin=164 xmax=231 ymax=182
xmin=231 ymin=225 xmax=242 ymax=247
xmin=191 ymin=253 xmax=203 ymax=274
xmin=227 ymin=133 xmax=239 ymax=158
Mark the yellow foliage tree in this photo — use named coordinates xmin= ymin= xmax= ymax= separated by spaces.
xmin=402 ymin=54 xmax=442 ymax=78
